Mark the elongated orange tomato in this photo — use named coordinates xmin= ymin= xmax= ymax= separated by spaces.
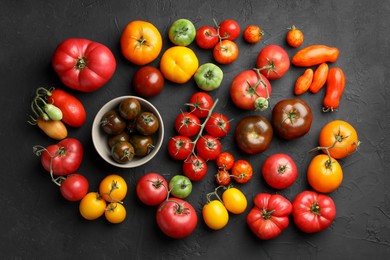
xmin=292 ymin=45 xmax=339 ymax=67
xmin=37 ymin=117 xmax=68 ymax=140
xmin=309 ymin=63 xmax=329 ymax=93
xmin=120 ymin=20 xmax=162 ymax=66
xmin=323 ymin=68 xmax=345 ymax=112
xmin=294 ymin=68 xmax=313 ymax=95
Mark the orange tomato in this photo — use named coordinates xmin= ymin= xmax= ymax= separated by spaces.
xmin=79 ymin=192 xmax=107 ymax=220
xmin=294 ymin=68 xmax=313 ymax=95
xmin=292 ymin=45 xmax=339 ymax=67
xmin=307 ymin=154 xmax=343 ymax=193
xmin=309 ymin=63 xmax=329 ymax=93
xmin=213 ymin=40 xmax=239 ymax=64
xmin=99 ymin=174 xmax=128 ymax=202
xmin=105 ymin=203 xmax=127 ymax=224
xmin=323 ymin=68 xmax=346 ymax=112
xmin=120 ymin=20 xmax=162 ymax=65
xmin=319 ymin=120 xmax=359 ymax=159
xmin=243 ymin=25 xmax=264 ymax=44
xmin=160 ymin=46 xmax=199 ymax=84
xmin=37 ymin=117 xmax=68 ymax=140
xmin=286 ymin=25 xmax=304 ymax=48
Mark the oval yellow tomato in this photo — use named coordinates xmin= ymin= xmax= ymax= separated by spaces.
xmin=105 ymin=203 xmax=127 ymax=224
xmin=160 ymin=46 xmax=199 ymax=84
xmin=99 ymin=174 xmax=128 ymax=203
xmin=307 ymin=154 xmax=343 ymax=193
xmin=319 ymin=120 xmax=360 ymax=159
xmin=79 ymin=192 xmax=107 ymax=220
xmin=120 ymin=20 xmax=162 ymax=65
xmin=222 ymin=187 xmax=247 ymax=214
xmin=202 ymin=200 xmax=229 ymax=230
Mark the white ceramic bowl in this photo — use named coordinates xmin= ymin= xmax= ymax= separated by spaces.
xmin=92 ymin=96 xmax=164 ymax=168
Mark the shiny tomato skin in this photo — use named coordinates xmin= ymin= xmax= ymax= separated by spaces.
xmin=243 ymin=25 xmax=264 ymax=44
xmin=219 ymin=19 xmax=241 ymax=41
xmin=215 ymin=169 xmax=231 ymax=186
xmin=37 ymin=117 xmax=68 ymax=140
xmin=262 ymin=153 xmax=298 ymax=189
xmin=99 ymin=174 xmax=128 ymax=202
xmin=52 ymin=38 xmax=116 ymax=92
xmin=272 ymin=98 xmax=312 ymax=140
xmin=231 ymin=159 xmax=253 ymax=184
xmin=204 ymin=113 xmax=230 ymax=138
xmin=256 ymin=45 xmax=290 ymax=80
xmin=235 ymin=115 xmax=273 ymax=154
xmin=48 ymin=89 xmax=86 ymax=127
xmin=196 ymin=26 xmax=219 ymax=49
xmin=167 ymin=135 xmax=194 ymax=161
xmin=60 ymin=173 xmax=89 ymax=201
xmin=188 ymin=92 xmax=214 ymax=118
xmin=286 ymin=25 xmax=304 ymax=48
xmin=40 ymin=138 xmax=83 ymax=176
xmin=79 ymin=192 xmax=107 ymax=220
xmin=292 ymin=191 xmax=336 ymax=233
xmin=230 ymin=70 xmax=272 ymax=110
xmin=136 ymin=173 xmax=168 ymax=206
xmin=216 ymin=152 xmax=235 ymax=170
xmin=132 ymin=66 xmax=165 ymax=97
xmin=105 ymin=203 xmax=127 ymax=224
xmin=246 ymin=193 xmax=292 ymax=240
xmin=183 ymin=155 xmax=208 ymax=182
xmin=213 ymin=40 xmax=239 ymax=64
xmin=195 ymin=135 xmax=222 ymax=161
xmin=156 ymin=198 xmax=198 ymax=239
xmin=222 ymin=187 xmax=247 ymax=214
xmin=174 ymin=112 xmax=201 ymax=137
xmin=202 ymin=200 xmax=229 ymax=230
xmin=318 ymin=120 xmax=359 ymax=159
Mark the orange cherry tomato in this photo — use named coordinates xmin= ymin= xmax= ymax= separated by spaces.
xmin=99 ymin=174 xmax=128 ymax=203
xmin=105 ymin=203 xmax=127 ymax=224
xmin=323 ymin=68 xmax=346 ymax=112
xmin=79 ymin=192 xmax=107 ymax=220
xmin=286 ymin=25 xmax=304 ymax=48
xmin=318 ymin=120 xmax=360 ymax=159
xmin=243 ymin=25 xmax=264 ymax=44
xmin=307 ymin=154 xmax=343 ymax=193
xmin=231 ymin=159 xmax=253 ymax=184
xmin=120 ymin=20 xmax=162 ymax=66
xmin=309 ymin=63 xmax=329 ymax=93
xmin=213 ymin=40 xmax=239 ymax=64
xmin=294 ymin=68 xmax=313 ymax=95
xmin=37 ymin=117 xmax=68 ymax=140
xmin=292 ymin=45 xmax=339 ymax=67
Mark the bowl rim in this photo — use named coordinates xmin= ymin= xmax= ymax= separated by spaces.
xmin=91 ymin=95 xmax=164 ymax=168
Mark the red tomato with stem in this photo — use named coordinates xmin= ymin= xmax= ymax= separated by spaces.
xmin=167 ymin=135 xmax=194 ymax=161
xmin=292 ymin=191 xmax=336 ymax=233
xmin=45 ymin=88 xmax=86 ymax=127
xmin=136 ymin=173 xmax=169 ymax=206
xmin=174 ymin=112 xmax=201 ymax=137
xmin=231 ymin=159 xmax=253 ymax=184
xmin=213 ymin=40 xmax=239 ymax=64
xmin=195 ymin=135 xmax=222 ymax=161
xmin=205 ymin=113 xmax=230 ymax=138
xmin=262 ymin=153 xmax=298 ymax=189
xmin=187 ymin=92 xmax=214 ymax=118
xmin=39 ymin=138 xmax=83 ymax=176
xmin=196 ymin=26 xmax=219 ymax=49
xmin=256 ymin=45 xmax=290 ymax=80
xmin=132 ymin=66 xmax=165 ymax=97
xmin=286 ymin=25 xmax=304 ymax=48
xmin=59 ymin=173 xmax=89 ymax=201
xmin=218 ymin=19 xmax=241 ymax=41
xmin=230 ymin=69 xmax=272 ymax=111
xmin=182 ymin=155 xmax=208 ymax=182
xmin=156 ymin=198 xmax=198 ymax=239
xmin=243 ymin=25 xmax=264 ymax=44
xmin=216 ymin=152 xmax=235 ymax=170
xmin=52 ymin=38 xmax=116 ymax=92
xmin=215 ymin=169 xmax=231 ymax=186
xmin=246 ymin=193 xmax=292 ymax=240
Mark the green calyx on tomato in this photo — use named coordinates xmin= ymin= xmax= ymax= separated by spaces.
xmin=194 ymin=63 xmax=223 ymax=91
xmin=169 ymin=19 xmax=196 ymax=46
xmin=169 ymin=175 xmax=192 ymax=199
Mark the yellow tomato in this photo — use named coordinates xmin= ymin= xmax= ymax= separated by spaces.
xmin=202 ymin=200 xmax=229 ymax=230
xmin=99 ymin=174 xmax=128 ymax=203
xmin=160 ymin=46 xmax=199 ymax=84
xmin=120 ymin=20 xmax=162 ymax=65
xmin=105 ymin=203 xmax=127 ymax=224
xmin=222 ymin=187 xmax=247 ymax=214
xmin=307 ymin=154 xmax=343 ymax=193
xmin=79 ymin=192 xmax=107 ymax=220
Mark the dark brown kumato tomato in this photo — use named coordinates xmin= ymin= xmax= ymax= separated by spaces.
xmin=136 ymin=112 xmax=159 ymax=135
xmin=100 ymin=110 xmax=126 ymax=135
xmin=129 ymin=134 xmax=154 ymax=157
xmin=119 ymin=97 xmax=141 ymax=121
xmin=235 ymin=115 xmax=273 ymax=154
xmin=272 ymin=98 xmax=312 ymax=140
xmin=111 ymin=141 xmax=135 ymax=163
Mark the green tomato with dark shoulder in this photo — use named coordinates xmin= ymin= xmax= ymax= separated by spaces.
xmin=168 ymin=19 xmax=196 ymax=46
xmin=169 ymin=175 xmax=192 ymax=199
xmin=194 ymin=63 xmax=223 ymax=91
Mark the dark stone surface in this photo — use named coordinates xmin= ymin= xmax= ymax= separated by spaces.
xmin=1 ymin=0 xmax=389 ymax=259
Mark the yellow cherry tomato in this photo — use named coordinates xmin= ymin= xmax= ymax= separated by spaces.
xmin=105 ymin=203 xmax=127 ymax=224
xmin=160 ymin=46 xmax=199 ymax=84
xmin=222 ymin=187 xmax=247 ymax=214
xmin=99 ymin=174 xmax=128 ymax=203
xmin=202 ymin=200 xmax=229 ymax=230
xmin=79 ymin=192 xmax=107 ymax=220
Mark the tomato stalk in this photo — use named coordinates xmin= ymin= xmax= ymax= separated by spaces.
xmin=206 ymin=185 xmax=226 ymax=204
xmin=28 ymin=88 xmax=63 ymax=124
xmin=32 ymin=145 xmax=65 ymax=186
xmin=309 ymin=201 xmax=321 ymax=216
xmin=252 ymin=68 xmax=271 ymax=111
xmin=75 ymin=57 xmax=87 ymax=70
xmin=261 ymin=209 xmax=275 ymax=220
